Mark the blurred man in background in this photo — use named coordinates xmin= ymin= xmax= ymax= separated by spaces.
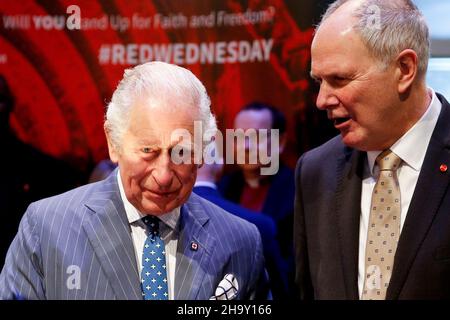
xmin=219 ymin=102 xmax=295 ymax=294
xmin=194 ymin=140 xmax=289 ymax=298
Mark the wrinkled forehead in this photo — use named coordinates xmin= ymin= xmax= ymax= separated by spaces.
xmin=311 ymin=12 xmax=367 ymax=73
xmin=314 ymin=0 xmax=362 ymax=44
xmin=135 ymin=91 xmax=199 ymax=114
xmin=314 ymin=26 xmax=357 ymax=54
xmin=127 ymin=100 xmax=198 ymax=147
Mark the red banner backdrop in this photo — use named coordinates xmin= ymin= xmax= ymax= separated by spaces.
xmin=0 ymin=0 xmax=334 ymax=173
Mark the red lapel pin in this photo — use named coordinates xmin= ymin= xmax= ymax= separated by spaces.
xmin=440 ymin=164 xmax=447 ymax=173
xmin=191 ymin=241 xmax=198 ymax=251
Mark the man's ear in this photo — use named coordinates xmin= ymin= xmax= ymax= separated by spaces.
xmin=104 ymin=124 xmax=119 ymax=164
xmin=396 ymin=49 xmax=418 ymax=94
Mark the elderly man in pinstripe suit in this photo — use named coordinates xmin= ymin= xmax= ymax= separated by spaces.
xmin=0 ymin=62 xmax=269 ymax=300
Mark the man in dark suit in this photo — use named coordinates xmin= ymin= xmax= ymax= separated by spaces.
xmin=219 ymin=103 xmax=295 ymax=271
xmin=295 ymin=0 xmax=450 ymax=300
xmin=193 ymin=153 xmax=289 ymax=299
xmin=0 ymin=62 xmax=269 ymax=300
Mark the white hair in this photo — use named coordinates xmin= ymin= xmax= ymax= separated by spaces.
xmin=319 ymin=0 xmax=430 ymax=77
xmin=105 ymin=61 xmax=217 ymax=151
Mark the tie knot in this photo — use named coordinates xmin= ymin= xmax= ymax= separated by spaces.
xmin=376 ymin=149 xmax=402 ymax=171
xmin=142 ymin=215 xmax=160 ymax=237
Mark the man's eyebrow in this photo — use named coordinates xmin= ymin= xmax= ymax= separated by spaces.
xmin=138 ymin=139 xmax=157 ymax=145
xmin=310 ymin=71 xmax=318 ymax=80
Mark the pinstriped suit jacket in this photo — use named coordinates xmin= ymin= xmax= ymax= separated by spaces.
xmin=0 ymin=171 xmax=269 ymax=300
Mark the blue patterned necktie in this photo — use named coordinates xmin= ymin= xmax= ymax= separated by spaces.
xmin=141 ymin=216 xmax=169 ymax=300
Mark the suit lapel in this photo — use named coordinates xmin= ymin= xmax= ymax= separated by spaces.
xmin=193 ymin=186 xmax=220 ymax=199
xmin=175 ymin=193 xmax=216 ymax=300
xmin=83 ymin=172 xmax=142 ymax=300
xmin=388 ymin=97 xmax=450 ymax=299
xmin=334 ymin=147 xmax=365 ymax=299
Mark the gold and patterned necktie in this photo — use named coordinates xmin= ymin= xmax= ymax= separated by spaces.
xmin=362 ymin=149 xmax=402 ymax=300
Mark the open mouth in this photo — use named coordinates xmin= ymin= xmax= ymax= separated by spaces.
xmin=334 ymin=117 xmax=351 ymax=126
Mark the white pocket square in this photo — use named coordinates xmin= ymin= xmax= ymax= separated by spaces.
xmin=209 ymin=274 xmax=239 ymax=300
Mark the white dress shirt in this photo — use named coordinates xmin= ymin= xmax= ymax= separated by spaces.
xmin=193 ymin=181 xmax=218 ymax=189
xmin=358 ymin=89 xmax=442 ymax=298
xmin=117 ymin=171 xmax=179 ymax=300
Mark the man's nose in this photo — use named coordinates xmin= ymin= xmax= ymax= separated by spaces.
xmin=152 ymin=154 xmax=174 ymax=189
xmin=316 ymin=83 xmax=339 ymax=110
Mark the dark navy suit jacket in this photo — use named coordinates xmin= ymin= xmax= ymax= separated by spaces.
xmin=218 ymin=164 xmax=295 ymax=260
xmin=218 ymin=164 xmax=296 ymax=296
xmin=295 ymin=93 xmax=450 ymax=299
xmin=193 ymin=185 xmax=289 ymax=299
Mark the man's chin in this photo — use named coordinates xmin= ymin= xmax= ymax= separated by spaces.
xmin=138 ymin=199 xmax=179 ymax=215
xmin=141 ymin=206 xmax=174 ymax=216
xmin=341 ymin=131 xmax=364 ymax=149
xmin=342 ymin=139 xmax=373 ymax=152
xmin=133 ymin=191 xmax=189 ymax=215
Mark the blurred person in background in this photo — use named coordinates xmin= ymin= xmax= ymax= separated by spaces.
xmin=219 ymin=102 xmax=295 ymax=294
xmin=194 ymin=140 xmax=289 ymax=299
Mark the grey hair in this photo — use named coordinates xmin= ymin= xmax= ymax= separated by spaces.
xmin=319 ymin=0 xmax=430 ymax=77
xmin=105 ymin=61 xmax=217 ymax=151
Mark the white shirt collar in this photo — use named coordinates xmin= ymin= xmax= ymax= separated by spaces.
xmin=117 ymin=170 xmax=180 ymax=230
xmin=367 ymin=88 xmax=442 ymax=175
xmin=193 ymin=181 xmax=217 ymax=189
